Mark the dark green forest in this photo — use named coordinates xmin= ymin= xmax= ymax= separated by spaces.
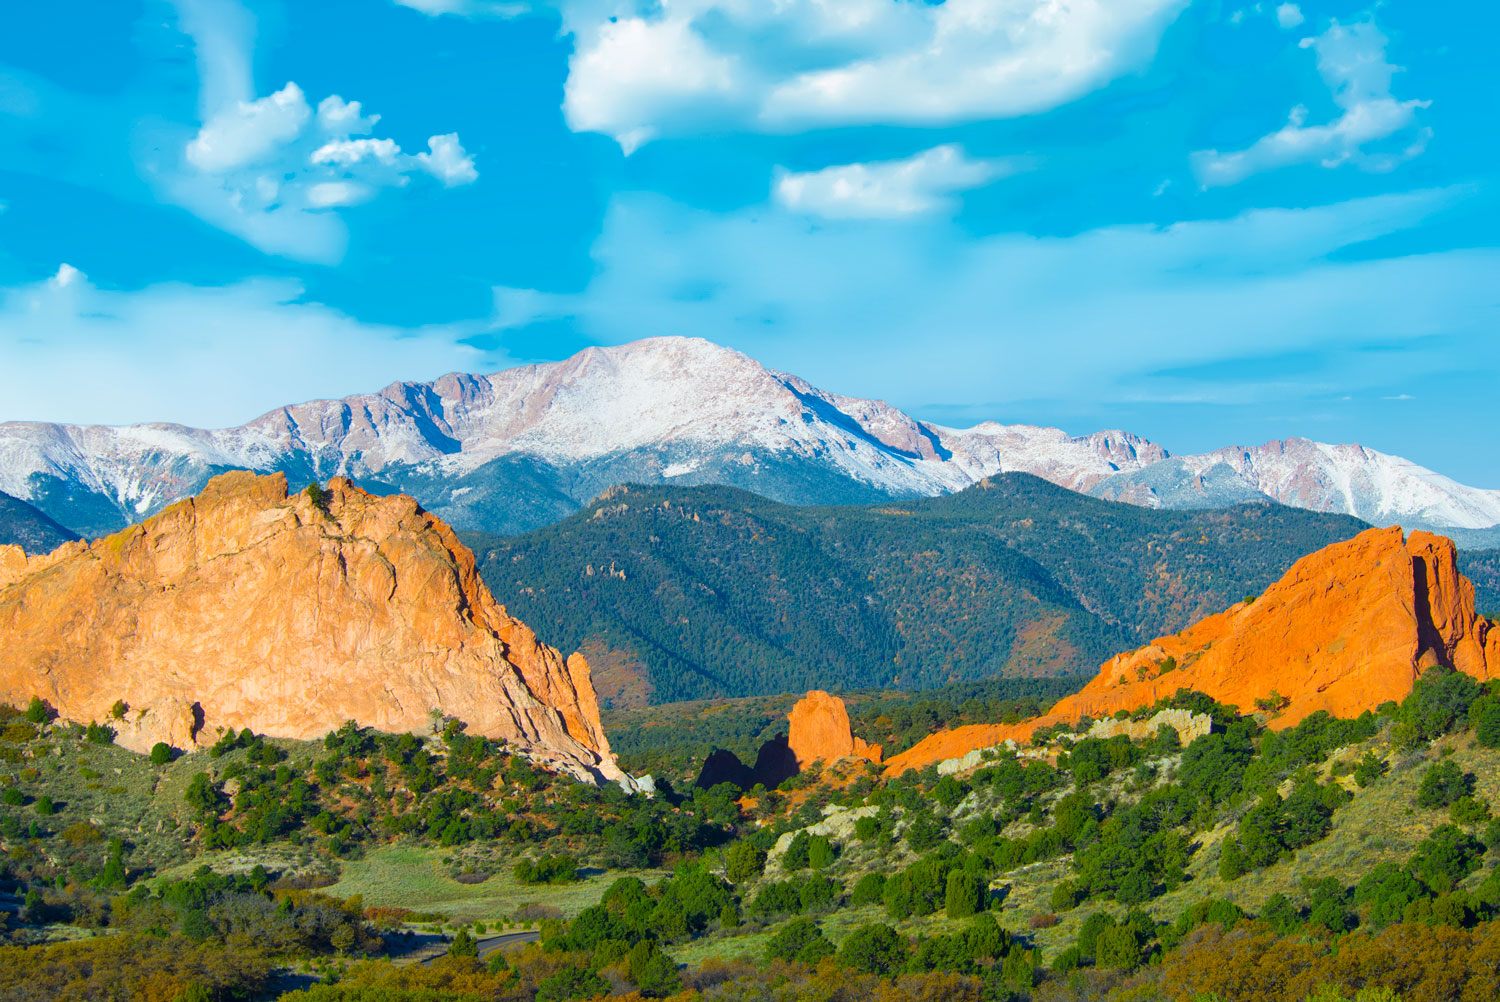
xmin=1460 ymin=550 xmax=1500 ymax=617
xmin=466 ymin=475 xmax=1368 ymax=704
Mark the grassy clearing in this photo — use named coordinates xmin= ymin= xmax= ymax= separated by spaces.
xmin=320 ymin=844 xmax=670 ymax=923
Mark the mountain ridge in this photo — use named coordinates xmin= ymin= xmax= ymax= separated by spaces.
xmin=0 ymin=489 xmax=79 ymax=554
xmin=2 ymin=336 xmax=1495 ymax=538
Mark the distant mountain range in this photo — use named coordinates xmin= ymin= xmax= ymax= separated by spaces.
xmin=2 ymin=336 xmax=1497 ymax=542
xmin=462 ymin=476 xmax=1369 ymax=704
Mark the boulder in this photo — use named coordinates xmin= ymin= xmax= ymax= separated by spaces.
xmin=694 ymin=689 xmax=880 ymax=790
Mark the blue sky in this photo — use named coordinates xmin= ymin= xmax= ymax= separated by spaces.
xmin=1 ymin=0 xmax=1495 ymax=485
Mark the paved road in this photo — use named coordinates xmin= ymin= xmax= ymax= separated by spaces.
xmin=418 ymin=929 xmax=540 ymax=966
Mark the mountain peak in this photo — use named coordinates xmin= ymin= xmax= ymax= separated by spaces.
xmin=1 ymin=335 xmax=1495 ymax=539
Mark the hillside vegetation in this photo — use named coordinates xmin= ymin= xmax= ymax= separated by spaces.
xmin=7 ymin=665 xmax=1500 ymax=1000
xmin=468 ymin=475 xmax=1368 ymax=703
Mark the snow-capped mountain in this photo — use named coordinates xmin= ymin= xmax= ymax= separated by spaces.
xmin=1 ymin=336 xmax=1496 ymax=540
xmin=1091 ymin=439 xmax=1500 ymax=533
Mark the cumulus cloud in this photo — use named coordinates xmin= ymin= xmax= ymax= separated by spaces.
xmin=0 ymin=268 xmax=492 ymax=427
xmin=163 ymin=0 xmax=478 ymax=262
xmin=49 ymin=263 xmax=84 ymax=289
xmin=557 ymin=0 xmax=1189 ymax=150
xmin=416 ymin=134 xmax=480 ymax=186
xmin=1192 ymin=16 xmax=1430 ymax=187
xmin=774 ymin=146 xmax=1007 ymax=219
xmin=185 ymin=82 xmax=311 ymax=172
xmin=1276 ymin=3 xmax=1304 ymax=28
xmin=310 ymin=138 xmax=403 ymax=168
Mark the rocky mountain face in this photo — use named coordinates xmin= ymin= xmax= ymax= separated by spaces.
xmin=787 ymin=691 xmax=883 ymax=771
xmin=2 ymin=336 xmax=1495 ymax=540
xmin=885 ymin=527 xmax=1500 ymax=775
xmin=0 ymin=490 xmax=78 ymax=554
xmin=0 ymin=471 xmax=626 ymax=785
xmin=1089 ymin=438 xmax=1500 ymax=537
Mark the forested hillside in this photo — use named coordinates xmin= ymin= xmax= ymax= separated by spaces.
xmin=0 ymin=490 xmax=79 ymax=554
xmin=1460 ymin=550 xmax=1500 ymax=616
xmin=468 ymin=475 xmax=1368 ymax=704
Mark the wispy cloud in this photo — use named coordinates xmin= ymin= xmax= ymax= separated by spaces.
xmin=1193 ymin=15 xmax=1430 ymax=187
xmin=490 ymin=188 xmax=1494 ymax=417
xmin=0 ymin=266 xmax=493 ymax=427
xmin=393 ymin=0 xmax=528 ymax=16
xmin=774 ymin=146 xmax=1009 ymax=220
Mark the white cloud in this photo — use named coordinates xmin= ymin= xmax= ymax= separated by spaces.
xmin=1276 ymin=3 xmax=1304 ymax=28
xmin=0 ymin=269 xmax=493 ymax=427
xmin=565 ymin=15 xmax=743 ymax=154
xmin=310 ymin=138 xmax=402 ymax=167
xmin=49 ymin=263 xmax=83 ymax=289
xmin=305 ymin=181 xmax=376 ymax=208
xmin=1192 ymin=17 xmax=1430 ymax=186
xmin=416 ymin=133 xmax=480 ymax=186
xmin=162 ymin=0 xmax=478 ymax=262
xmin=185 ymin=82 xmax=311 ymax=172
xmin=315 ymin=95 xmax=381 ymax=134
xmin=774 ymin=145 xmax=1006 ymax=219
xmin=557 ymin=0 xmax=1190 ymax=150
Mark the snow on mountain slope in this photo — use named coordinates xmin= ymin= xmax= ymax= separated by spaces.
xmin=0 ymin=336 xmax=1495 ymax=537
xmin=1191 ymin=440 xmax=1500 ymax=530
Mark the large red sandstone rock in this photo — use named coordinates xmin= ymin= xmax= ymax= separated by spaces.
xmin=0 ymin=472 xmax=624 ymax=784
xmin=694 ymin=689 xmax=881 ymax=789
xmin=886 ymin=527 xmax=1497 ymax=776
xmin=787 ymin=690 xmax=882 ymax=769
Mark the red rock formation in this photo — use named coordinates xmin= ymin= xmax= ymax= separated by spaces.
xmin=787 ymin=690 xmax=883 ymax=769
xmin=695 ymin=689 xmax=881 ymax=789
xmin=886 ymin=527 xmax=1497 ymax=775
xmin=0 ymin=471 xmax=624 ymax=784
